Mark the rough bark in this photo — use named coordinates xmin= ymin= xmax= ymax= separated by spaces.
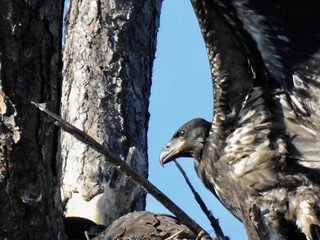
xmin=61 ymin=0 xmax=162 ymax=226
xmin=0 ymin=1 xmax=64 ymax=239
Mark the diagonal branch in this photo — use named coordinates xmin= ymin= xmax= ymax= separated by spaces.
xmin=174 ymin=160 xmax=229 ymax=240
xmin=31 ymin=101 xmax=212 ymax=239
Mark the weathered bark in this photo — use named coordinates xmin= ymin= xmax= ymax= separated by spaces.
xmin=0 ymin=1 xmax=64 ymax=239
xmin=61 ymin=0 xmax=162 ymax=226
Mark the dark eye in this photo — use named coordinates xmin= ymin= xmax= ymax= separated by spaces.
xmin=178 ymin=130 xmax=186 ymax=138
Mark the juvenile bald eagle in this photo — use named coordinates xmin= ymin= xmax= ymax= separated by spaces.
xmin=160 ymin=0 xmax=320 ymax=239
xmin=93 ymin=211 xmax=196 ymax=239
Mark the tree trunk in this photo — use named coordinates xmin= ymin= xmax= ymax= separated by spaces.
xmin=61 ymin=0 xmax=162 ymax=226
xmin=0 ymin=1 xmax=64 ymax=239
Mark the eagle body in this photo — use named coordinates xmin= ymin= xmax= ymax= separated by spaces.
xmin=160 ymin=0 xmax=320 ymax=239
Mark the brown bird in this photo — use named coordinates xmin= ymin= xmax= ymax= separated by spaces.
xmin=160 ymin=0 xmax=320 ymax=239
xmin=92 ymin=211 xmax=197 ymax=240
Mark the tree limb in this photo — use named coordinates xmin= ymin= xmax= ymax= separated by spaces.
xmin=249 ymin=204 xmax=270 ymax=240
xmin=31 ymin=101 xmax=212 ymax=239
xmin=174 ymin=160 xmax=229 ymax=240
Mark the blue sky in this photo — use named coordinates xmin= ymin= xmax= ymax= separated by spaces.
xmin=147 ymin=0 xmax=246 ymax=239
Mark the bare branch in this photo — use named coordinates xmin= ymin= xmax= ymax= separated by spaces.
xmin=174 ymin=160 xmax=229 ymax=240
xmin=249 ymin=204 xmax=270 ymax=240
xmin=31 ymin=101 xmax=212 ymax=239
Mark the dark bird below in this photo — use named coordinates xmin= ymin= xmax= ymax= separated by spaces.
xmin=63 ymin=216 xmax=106 ymax=240
xmin=160 ymin=0 xmax=320 ymax=239
xmin=92 ymin=211 xmax=197 ymax=240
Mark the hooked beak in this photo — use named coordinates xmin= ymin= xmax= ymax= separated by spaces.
xmin=159 ymin=138 xmax=186 ymax=166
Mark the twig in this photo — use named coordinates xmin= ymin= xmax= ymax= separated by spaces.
xmin=164 ymin=230 xmax=183 ymax=240
xmin=31 ymin=101 xmax=212 ymax=239
xmin=174 ymin=160 xmax=229 ymax=240
xmin=249 ymin=204 xmax=270 ymax=240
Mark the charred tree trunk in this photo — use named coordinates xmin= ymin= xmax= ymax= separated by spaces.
xmin=0 ymin=1 xmax=64 ymax=239
xmin=61 ymin=0 xmax=162 ymax=226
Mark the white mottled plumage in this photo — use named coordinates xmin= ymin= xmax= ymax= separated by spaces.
xmin=161 ymin=0 xmax=320 ymax=239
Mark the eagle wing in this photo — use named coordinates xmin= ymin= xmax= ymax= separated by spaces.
xmin=234 ymin=0 xmax=320 ymax=168
xmin=191 ymin=0 xmax=320 ymax=179
xmin=191 ymin=0 xmax=320 ymax=238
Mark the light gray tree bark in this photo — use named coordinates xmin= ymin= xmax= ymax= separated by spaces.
xmin=61 ymin=0 xmax=162 ymax=226
xmin=0 ymin=0 xmax=163 ymax=238
xmin=0 ymin=1 xmax=64 ymax=239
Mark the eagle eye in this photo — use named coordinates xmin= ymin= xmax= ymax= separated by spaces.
xmin=178 ymin=130 xmax=186 ymax=138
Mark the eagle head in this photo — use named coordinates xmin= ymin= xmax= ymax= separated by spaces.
xmin=160 ymin=118 xmax=211 ymax=165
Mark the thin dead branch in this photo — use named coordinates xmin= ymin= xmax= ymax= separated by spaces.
xmin=31 ymin=101 xmax=212 ymax=239
xmin=249 ymin=204 xmax=270 ymax=240
xmin=174 ymin=160 xmax=229 ymax=240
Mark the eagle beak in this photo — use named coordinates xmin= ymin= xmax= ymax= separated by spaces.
xmin=159 ymin=138 xmax=186 ymax=166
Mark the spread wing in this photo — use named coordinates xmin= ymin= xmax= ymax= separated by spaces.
xmin=191 ymin=0 xmax=320 ymax=238
xmin=236 ymin=0 xmax=320 ymax=168
xmin=191 ymin=0 xmax=320 ymax=181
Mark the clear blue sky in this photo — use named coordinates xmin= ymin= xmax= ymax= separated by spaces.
xmin=147 ymin=0 xmax=246 ymax=239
